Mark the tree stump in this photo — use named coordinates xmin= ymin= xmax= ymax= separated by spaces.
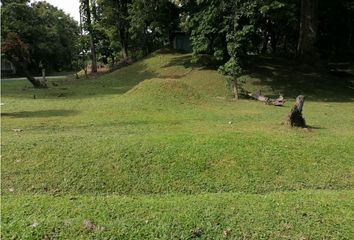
xmin=288 ymin=95 xmax=306 ymax=127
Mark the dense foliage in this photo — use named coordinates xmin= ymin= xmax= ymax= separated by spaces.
xmin=90 ymin=0 xmax=353 ymax=97
xmin=93 ymin=0 xmax=179 ymax=60
xmin=1 ymin=0 xmax=79 ymax=73
xmin=2 ymin=0 xmax=353 ymax=90
xmin=185 ymin=0 xmax=353 ymax=59
xmin=128 ymin=0 xmax=179 ymax=57
xmin=95 ymin=0 xmax=131 ymax=61
xmin=180 ymin=0 xmax=354 ymax=97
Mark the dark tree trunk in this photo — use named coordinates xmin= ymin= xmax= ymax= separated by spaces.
xmin=120 ymin=31 xmax=129 ymax=60
xmin=297 ymin=0 xmax=318 ymax=60
xmin=143 ymin=27 xmax=150 ymax=56
xmin=121 ymin=41 xmax=129 ymax=60
xmin=19 ymin=65 xmax=47 ymax=88
xmin=283 ymin=35 xmax=288 ymax=53
xmin=89 ymin=34 xmax=97 ymax=73
xmin=261 ymin=33 xmax=269 ymax=54
xmin=270 ymin=30 xmax=277 ymax=53
xmin=42 ymin=68 xmax=46 ymax=82
xmin=262 ymin=19 xmax=274 ymax=54
xmin=288 ymin=95 xmax=306 ymax=127
xmin=111 ymin=55 xmax=115 ymax=65
xmin=83 ymin=0 xmax=97 ymax=73
xmin=116 ymin=0 xmax=130 ymax=61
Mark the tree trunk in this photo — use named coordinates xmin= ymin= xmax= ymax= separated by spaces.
xmin=143 ymin=27 xmax=150 ymax=56
xmin=288 ymin=95 xmax=306 ymax=127
xmin=348 ymin=31 xmax=353 ymax=47
xmin=231 ymin=79 xmax=238 ymax=100
xmin=297 ymin=0 xmax=318 ymax=60
xmin=89 ymin=34 xmax=97 ymax=73
xmin=83 ymin=0 xmax=97 ymax=73
xmin=120 ymin=34 xmax=129 ymax=60
xmin=21 ymin=66 xmax=47 ymax=88
xmin=261 ymin=33 xmax=269 ymax=54
xmin=122 ymin=43 xmax=128 ymax=60
xmin=84 ymin=66 xmax=88 ymax=78
xmin=42 ymin=68 xmax=46 ymax=82
xmin=283 ymin=35 xmax=288 ymax=53
xmin=270 ymin=30 xmax=277 ymax=53
xmin=115 ymin=0 xmax=130 ymax=61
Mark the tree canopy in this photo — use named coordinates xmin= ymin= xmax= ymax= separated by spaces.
xmin=2 ymin=0 xmax=353 ymax=90
xmin=1 ymin=0 xmax=79 ymax=73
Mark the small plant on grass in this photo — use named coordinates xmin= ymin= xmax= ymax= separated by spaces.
xmin=219 ymin=3 xmax=257 ymax=100
xmin=219 ymin=57 xmax=243 ymax=100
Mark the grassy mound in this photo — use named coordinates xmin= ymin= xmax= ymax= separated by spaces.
xmin=125 ymin=78 xmax=202 ymax=104
xmin=1 ymin=50 xmax=353 ymax=239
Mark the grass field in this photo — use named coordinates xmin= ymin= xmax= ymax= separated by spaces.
xmin=1 ymin=50 xmax=354 ymax=239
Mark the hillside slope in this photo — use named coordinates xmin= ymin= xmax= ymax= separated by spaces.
xmin=2 ymin=51 xmax=354 ymax=239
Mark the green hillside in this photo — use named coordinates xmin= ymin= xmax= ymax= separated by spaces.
xmin=2 ymin=51 xmax=354 ymax=239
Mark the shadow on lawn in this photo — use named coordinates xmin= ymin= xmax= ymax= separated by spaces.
xmin=162 ymin=54 xmax=219 ymax=71
xmin=1 ymin=109 xmax=79 ymax=118
xmin=1 ymin=59 xmax=159 ymax=100
xmin=2 ymin=53 xmax=353 ymax=102
xmin=244 ymin=56 xmax=354 ymax=102
xmin=162 ymin=54 xmax=195 ymax=69
xmin=306 ymin=125 xmax=326 ymax=130
xmin=163 ymin=54 xmax=354 ymax=102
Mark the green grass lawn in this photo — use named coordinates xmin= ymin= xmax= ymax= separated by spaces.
xmin=1 ymin=51 xmax=354 ymax=239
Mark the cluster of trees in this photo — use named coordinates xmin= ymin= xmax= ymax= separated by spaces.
xmin=184 ymin=0 xmax=354 ymax=59
xmin=80 ymin=0 xmax=354 ymax=97
xmin=182 ymin=0 xmax=354 ymax=98
xmin=79 ymin=0 xmax=179 ymax=73
xmin=1 ymin=0 xmax=79 ymax=87
xmin=2 ymin=0 xmax=353 ymax=91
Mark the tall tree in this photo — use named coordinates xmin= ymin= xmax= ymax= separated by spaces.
xmin=128 ymin=0 xmax=179 ymax=56
xmin=219 ymin=0 xmax=259 ymax=100
xmin=81 ymin=0 xmax=98 ymax=72
xmin=32 ymin=2 xmax=80 ymax=71
xmin=97 ymin=0 xmax=131 ymax=61
xmin=188 ymin=0 xmax=228 ymax=61
xmin=258 ymin=0 xmax=299 ymax=54
xmin=115 ymin=0 xmax=130 ymax=60
xmin=297 ymin=0 xmax=318 ymax=59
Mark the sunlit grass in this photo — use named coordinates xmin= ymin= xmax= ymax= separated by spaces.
xmin=1 ymin=51 xmax=353 ymax=239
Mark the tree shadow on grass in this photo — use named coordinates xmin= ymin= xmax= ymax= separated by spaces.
xmin=1 ymin=110 xmax=79 ymax=118
xmin=162 ymin=54 xmax=195 ymax=69
xmin=1 ymin=60 xmax=159 ymax=100
xmin=162 ymin=54 xmax=220 ymax=71
xmin=3 ymin=53 xmax=352 ymax=102
xmin=244 ymin=56 xmax=354 ymax=102
xmin=306 ymin=125 xmax=326 ymax=130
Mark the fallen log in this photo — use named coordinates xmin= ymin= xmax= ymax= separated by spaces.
xmin=247 ymin=90 xmax=285 ymax=106
xmin=288 ymin=95 xmax=306 ymax=127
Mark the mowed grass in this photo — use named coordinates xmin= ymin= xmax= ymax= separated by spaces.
xmin=1 ymin=50 xmax=354 ymax=239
